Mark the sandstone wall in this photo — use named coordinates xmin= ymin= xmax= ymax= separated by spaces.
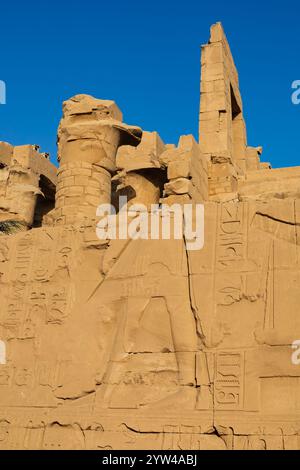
xmin=0 ymin=23 xmax=300 ymax=450
xmin=0 ymin=143 xmax=57 ymax=228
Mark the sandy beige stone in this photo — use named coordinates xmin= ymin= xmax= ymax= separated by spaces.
xmin=44 ymin=95 xmax=142 ymax=226
xmin=0 ymin=23 xmax=300 ymax=451
xmin=0 ymin=143 xmax=57 ymax=228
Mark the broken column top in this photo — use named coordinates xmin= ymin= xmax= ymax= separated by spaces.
xmin=116 ymin=131 xmax=165 ymax=172
xmin=59 ymin=94 xmax=143 ymax=150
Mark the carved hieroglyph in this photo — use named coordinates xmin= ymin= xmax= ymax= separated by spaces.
xmin=0 ymin=23 xmax=300 ymax=450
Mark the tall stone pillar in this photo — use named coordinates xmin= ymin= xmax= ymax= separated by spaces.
xmin=49 ymin=94 xmax=142 ymax=225
xmin=199 ymin=24 xmax=242 ymax=198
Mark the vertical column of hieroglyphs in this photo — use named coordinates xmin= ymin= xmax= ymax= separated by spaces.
xmin=213 ymin=202 xmax=247 ymax=411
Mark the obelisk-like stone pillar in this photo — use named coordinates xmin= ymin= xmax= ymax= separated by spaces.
xmin=53 ymin=94 xmax=142 ymax=225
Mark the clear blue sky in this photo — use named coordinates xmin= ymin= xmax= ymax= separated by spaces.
xmin=0 ymin=0 xmax=299 ymax=168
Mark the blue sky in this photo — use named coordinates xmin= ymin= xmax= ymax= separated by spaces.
xmin=0 ymin=0 xmax=299 ymax=168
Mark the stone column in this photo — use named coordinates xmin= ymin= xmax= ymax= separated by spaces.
xmin=52 ymin=94 xmax=142 ymax=225
xmin=199 ymin=23 xmax=248 ymax=198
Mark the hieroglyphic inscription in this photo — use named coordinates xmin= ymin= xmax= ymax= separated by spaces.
xmin=1 ymin=228 xmax=75 ymax=339
xmin=214 ymin=351 xmax=244 ymax=410
xmin=216 ymin=203 xmax=246 ymax=267
xmin=0 ymin=361 xmax=61 ymax=389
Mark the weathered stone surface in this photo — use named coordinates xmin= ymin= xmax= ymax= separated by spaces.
xmin=117 ymin=131 xmax=165 ymax=172
xmin=0 ymin=23 xmax=300 ymax=451
xmin=45 ymin=94 xmax=142 ymax=226
xmin=0 ymin=143 xmax=57 ymax=228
